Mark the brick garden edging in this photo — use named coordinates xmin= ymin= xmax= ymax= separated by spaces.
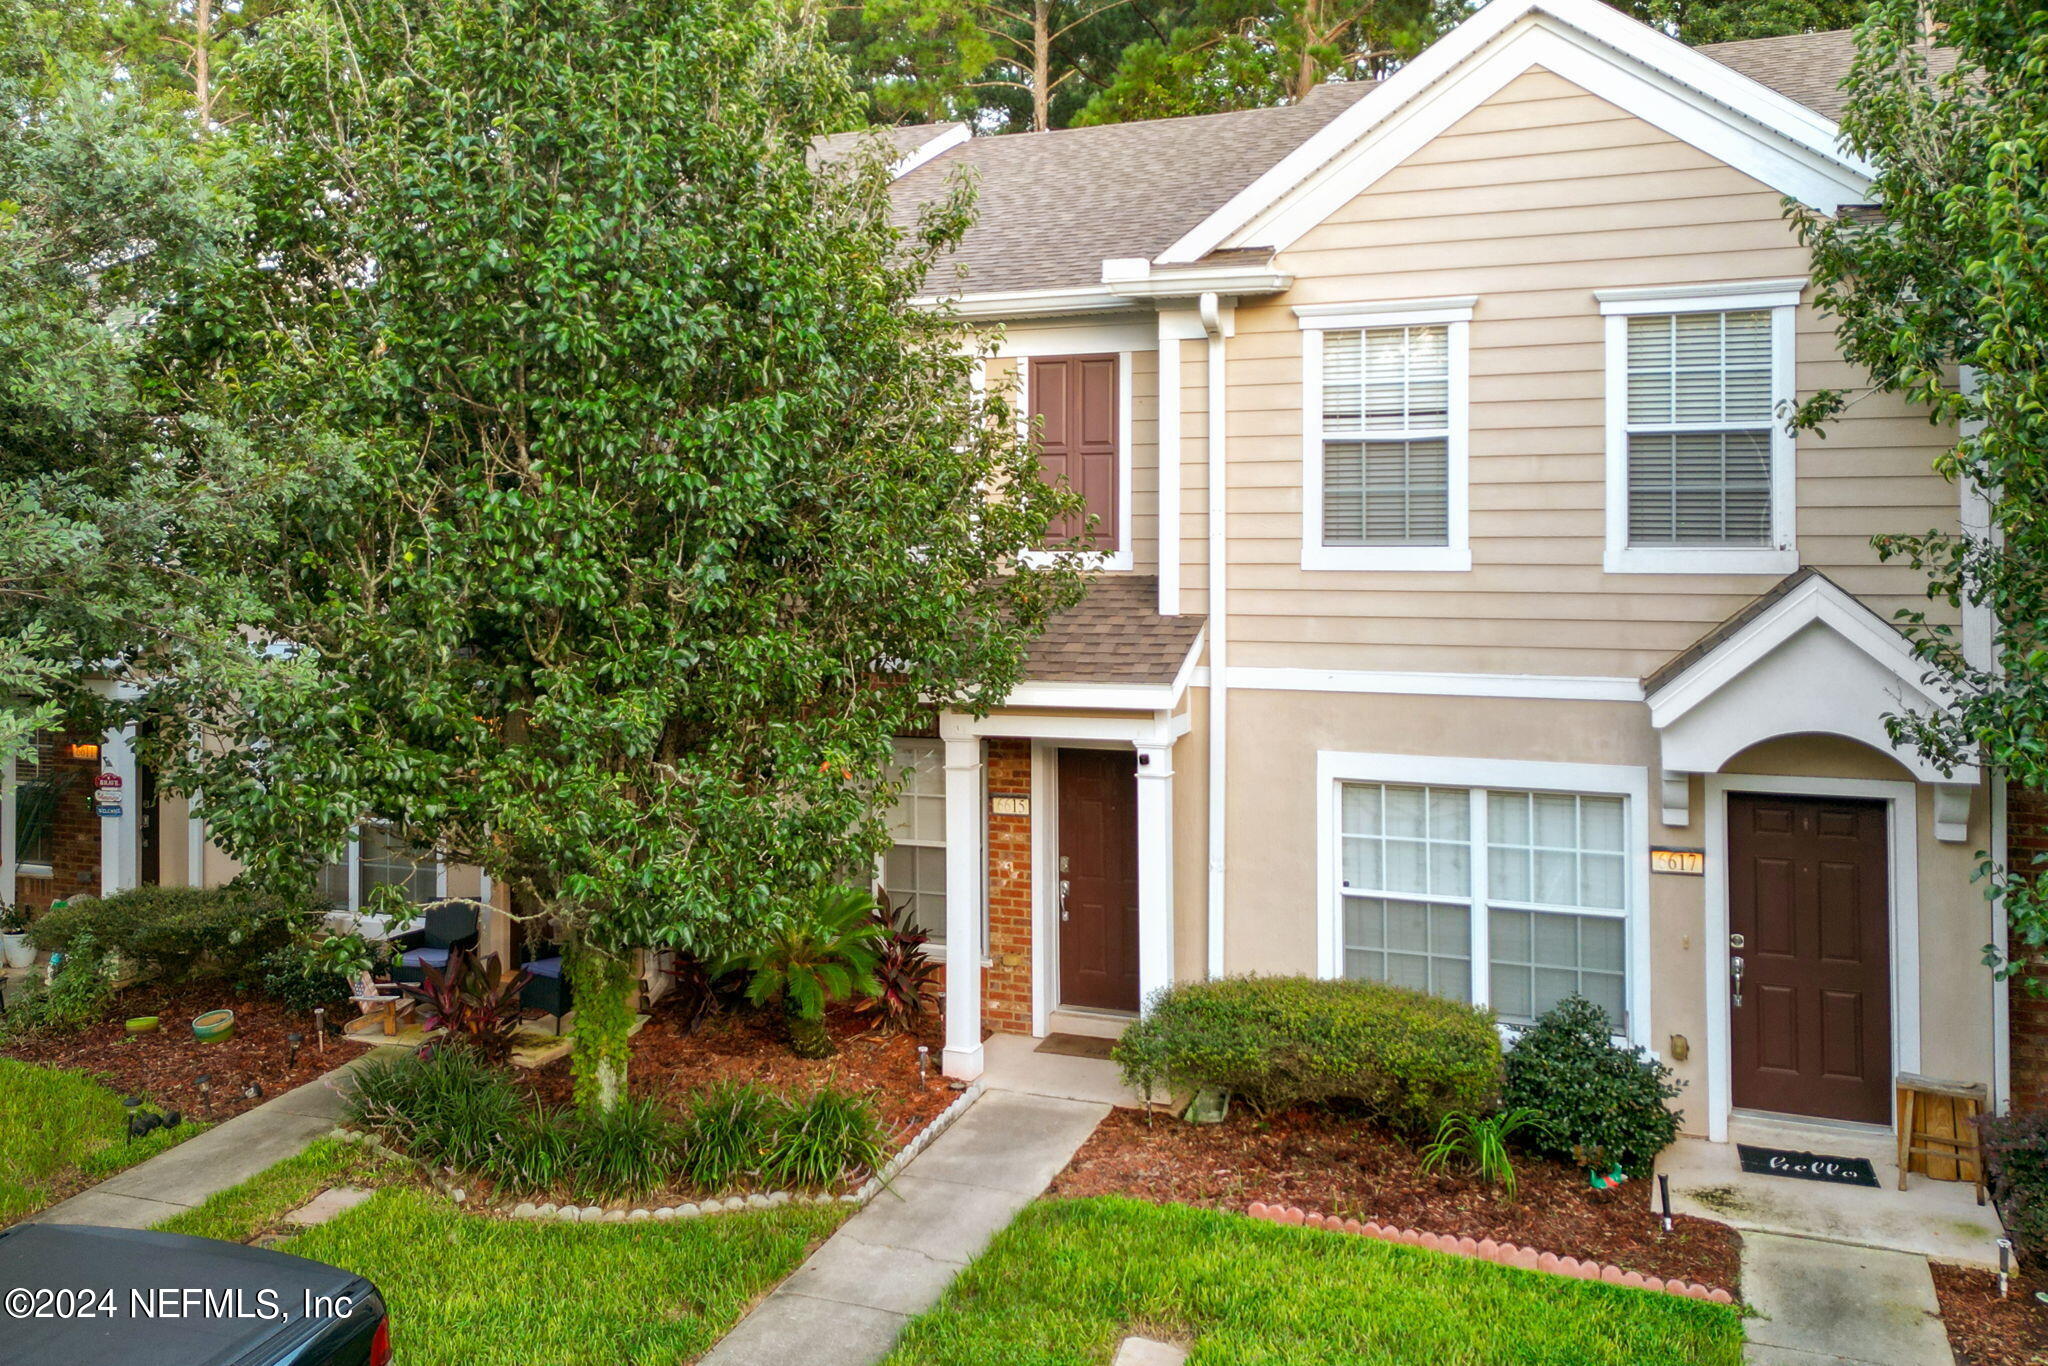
xmin=1245 ymin=1202 xmax=1737 ymax=1305
xmin=335 ymin=1079 xmax=987 ymax=1225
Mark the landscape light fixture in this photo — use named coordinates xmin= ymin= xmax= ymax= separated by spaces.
xmin=1658 ymin=1174 xmax=1673 ymax=1233
xmin=1998 ymin=1238 xmax=2013 ymax=1299
xmin=917 ymin=1045 xmax=929 ymax=1087
xmin=286 ymin=1031 xmax=303 ymax=1068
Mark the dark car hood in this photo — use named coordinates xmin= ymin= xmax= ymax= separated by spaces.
xmin=0 ymin=1224 xmax=373 ymax=1366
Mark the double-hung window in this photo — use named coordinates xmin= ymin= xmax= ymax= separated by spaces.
xmin=1327 ymin=759 xmax=1642 ymax=1037
xmin=882 ymin=738 xmax=947 ymax=944
xmin=1599 ymin=281 xmax=1802 ymax=574
xmin=1298 ymin=298 xmax=1472 ymax=572
xmin=321 ymin=824 xmax=442 ymax=918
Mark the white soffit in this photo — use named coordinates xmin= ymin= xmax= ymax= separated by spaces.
xmin=1156 ymin=0 xmax=1874 ymax=265
xmin=1647 ymin=572 xmax=1975 ymax=788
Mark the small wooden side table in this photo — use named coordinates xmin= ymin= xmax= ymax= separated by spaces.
xmin=1894 ymin=1072 xmax=1987 ymax=1205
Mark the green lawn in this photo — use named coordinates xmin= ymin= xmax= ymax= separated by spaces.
xmin=885 ymin=1197 xmax=1744 ymax=1366
xmin=157 ymin=1139 xmax=847 ymax=1366
xmin=0 ymin=1058 xmax=202 ymax=1225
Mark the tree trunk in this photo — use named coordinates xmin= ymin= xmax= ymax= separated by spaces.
xmin=566 ymin=940 xmax=635 ymax=1112
xmin=785 ymin=1004 xmax=837 ymax=1059
xmin=1032 ymin=0 xmax=1052 ymax=132
xmin=193 ymin=0 xmax=213 ymax=132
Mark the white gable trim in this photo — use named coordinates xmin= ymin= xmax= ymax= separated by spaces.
xmin=889 ymin=124 xmax=972 ymax=180
xmin=1647 ymin=573 xmax=1979 ymax=803
xmin=1156 ymin=0 xmax=1872 ymax=266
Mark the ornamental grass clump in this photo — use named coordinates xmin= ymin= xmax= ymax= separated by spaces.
xmin=1113 ymin=975 xmax=1501 ymax=1132
xmin=677 ymin=1081 xmax=785 ymax=1192
xmin=763 ymin=1087 xmax=888 ymax=1191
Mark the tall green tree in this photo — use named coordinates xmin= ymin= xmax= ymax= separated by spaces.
xmin=1790 ymin=0 xmax=2048 ymax=986
xmin=0 ymin=0 xmax=273 ymax=769
xmin=160 ymin=0 xmax=1081 ymax=1108
xmin=1074 ymin=0 xmax=1445 ymax=126
xmin=1607 ymin=0 xmax=1866 ymax=44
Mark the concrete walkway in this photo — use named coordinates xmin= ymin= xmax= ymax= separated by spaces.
xmin=700 ymin=1087 xmax=1110 ymax=1366
xmin=32 ymin=1060 xmax=364 ymax=1230
xmin=1741 ymin=1231 xmax=1951 ymax=1366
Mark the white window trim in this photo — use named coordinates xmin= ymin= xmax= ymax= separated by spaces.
xmin=879 ymin=738 xmax=950 ymax=953
xmin=1016 ymin=349 xmax=1136 ymax=573
xmin=1299 ymin=299 xmax=1473 ymax=573
xmin=327 ymin=823 xmax=444 ymax=928
xmin=1314 ymin=750 xmax=1653 ymax=1048
xmin=1600 ymin=281 xmax=1803 ymax=575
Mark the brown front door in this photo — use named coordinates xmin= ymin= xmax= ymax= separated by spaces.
xmin=1030 ymin=355 xmax=1119 ymax=551
xmin=1729 ymin=793 xmax=1892 ymax=1125
xmin=1057 ymin=747 xmax=1140 ymax=1012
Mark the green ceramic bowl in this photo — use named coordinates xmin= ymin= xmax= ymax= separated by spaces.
xmin=124 ymin=1016 xmax=159 ymax=1034
xmin=192 ymin=1008 xmax=235 ymax=1042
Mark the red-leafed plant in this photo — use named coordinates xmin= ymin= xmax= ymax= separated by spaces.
xmin=401 ymin=950 xmax=530 ymax=1064
xmin=857 ymin=890 xmax=939 ymax=1034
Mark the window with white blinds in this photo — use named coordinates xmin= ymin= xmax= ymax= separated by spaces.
xmin=1623 ymin=310 xmax=1774 ymax=546
xmin=882 ymin=738 xmax=947 ymax=942
xmin=1320 ymin=325 xmax=1452 ymax=547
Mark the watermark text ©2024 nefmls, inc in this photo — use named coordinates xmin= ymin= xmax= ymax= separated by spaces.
xmin=6 ymin=1285 xmax=355 ymax=1322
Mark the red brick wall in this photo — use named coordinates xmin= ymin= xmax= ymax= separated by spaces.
xmin=984 ymin=738 xmax=1033 ymax=1034
xmin=2010 ymin=781 xmax=2048 ymax=1112
xmin=14 ymin=732 xmax=102 ymax=913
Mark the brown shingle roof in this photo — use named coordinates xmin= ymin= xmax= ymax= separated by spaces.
xmin=885 ymin=28 xmax=1929 ymax=298
xmin=1641 ymin=566 xmax=1911 ymax=696
xmin=1023 ymin=576 xmax=1205 ymax=686
xmin=893 ymin=83 xmax=1377 ymax=295
xmin=812 ymin=121 xmax=965 ymax=169
xmin=1696 ymin=30 xmax=1957 ymax=123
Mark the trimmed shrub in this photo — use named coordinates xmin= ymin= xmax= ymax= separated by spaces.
xmin=1112 ymin=975 xmax=1501 ymax=1131
xmin=28 ymin=885 xmax=305 ymax=983
xmin=254 ymin=947 xmax=353 ymax=1013
xmin=1979 ymin=1108 xmax=2048 ymax=1263
xmin=1501 ymin=995 xmax=1681 ymax=1178
xmin=1 ymin=934 xmax=117 ymax=1035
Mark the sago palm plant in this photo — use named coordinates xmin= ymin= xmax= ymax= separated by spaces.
xmin=743 ymin=884 xmax=885 ymax=1058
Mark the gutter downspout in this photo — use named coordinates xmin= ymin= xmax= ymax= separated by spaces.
xmin=1201 ymin=292 xmax=1228 ymax=979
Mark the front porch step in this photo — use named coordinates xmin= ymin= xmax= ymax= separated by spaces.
xmin=1045 ymin=1008 xmax=1134 ymax=1041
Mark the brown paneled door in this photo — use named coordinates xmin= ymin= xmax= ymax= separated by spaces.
xmin=1057 ymin=748 xmax=1140 ymax=1012
xmin=1030 ymin=355 xmax=1119 ymax=551
xmin=1729 ymin=794 xmax=1892 ymax=1125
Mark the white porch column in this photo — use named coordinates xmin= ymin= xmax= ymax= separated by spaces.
xmin=1 ymin=750 xmax=17 ymax=905
xmin=100 ymin=725 xmax=140 ymax=896
xmin=941 ymin=733 xmax=986 ymax=1080
xmin=1135 ymin=739 xmax=1175 ymax=1013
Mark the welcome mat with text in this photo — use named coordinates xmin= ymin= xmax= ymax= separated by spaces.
xmin=1736 ymin=1144 xmax=1881 ymax=1188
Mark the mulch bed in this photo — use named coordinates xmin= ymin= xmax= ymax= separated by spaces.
xmin=518 ymin=998 xmax=956 ymax=1153
xmin=1932 ymin=1261 xmax=2048 ymax=1366
xmin=2 ymin=981 xmax=343 ymax=1123
xmin=1049 ymin=1106 xmax=1743 ymax=1295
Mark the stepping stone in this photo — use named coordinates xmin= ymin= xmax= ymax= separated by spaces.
xmin=285 ymin=1186 xmax=373 ymax=1227
xmin=1112 ymin=1337 xmax=1188 ymax=1366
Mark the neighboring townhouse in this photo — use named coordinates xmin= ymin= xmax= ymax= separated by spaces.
xmin=0 ymin=0 xmax=2008 ymax=1150
xmin=876 ymin=0 xmax=1999 ymax=1146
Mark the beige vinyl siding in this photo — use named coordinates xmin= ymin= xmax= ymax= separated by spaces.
xmin=1198 ymin=66 xmax=1956 ymax=679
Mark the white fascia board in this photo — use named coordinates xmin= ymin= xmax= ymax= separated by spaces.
xmin=1004 ymin=680 xmax=1181 ymax=711
xmin=913 ymin=286 xmax=1136 ymax=320
xmin=1645 ymin=574 xmax=1936 ymax=729
xmin=1101 ymin=257 xmax=1294 ymax=299
xmin=888 ymin=124 xmax=971 ymax=180
xmin=1224 ymin=665 xmax=1643 ymax=702
xmin=1155 ymin=0 xmax=1872 ymax=265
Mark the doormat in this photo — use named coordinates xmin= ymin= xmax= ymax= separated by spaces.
xmin=1035 ymin=1033 xmax=1117 ymax=1060
xmin=1736 ymin=1144 xmax=1881 ymax=1188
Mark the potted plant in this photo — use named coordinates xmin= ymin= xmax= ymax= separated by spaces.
xmin=0 ymin=902 xmax=35 ymax=969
